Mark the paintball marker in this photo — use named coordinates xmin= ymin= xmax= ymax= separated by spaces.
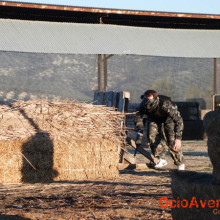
xmin=131 ymin=131 xmax=158 ymax=165
xmin=134 ymin=131 xmax=143 ymax=157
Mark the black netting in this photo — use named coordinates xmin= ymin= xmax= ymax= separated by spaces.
xmin=0 ymin=52 xmax=217 ymax=109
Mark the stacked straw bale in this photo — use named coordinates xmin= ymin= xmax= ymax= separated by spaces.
xmin=0 ymin=100 xmax=126 ymax=183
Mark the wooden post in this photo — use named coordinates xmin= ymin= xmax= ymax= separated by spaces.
xmin=104 ymin=54 xmax=108 ymax=92
xmin=214 ymin=58 xmax=218 ymax=94
xmin=98 ymin=54 xmax=102 ymax=92
xmin=97 ymin=54 xmax=113 ymax=93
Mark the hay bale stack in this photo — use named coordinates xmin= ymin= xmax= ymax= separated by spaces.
xmin=203 ymin=109 xmax=220 ymax=184
xmin=0 ymin=100 xmax=125 ymax=183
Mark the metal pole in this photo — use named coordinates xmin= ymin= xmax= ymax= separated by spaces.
xmin=214 ymin=58 xmax=218 ymax=94
xmin=98 ymin=54 xmax=102 ymax=92
xmin=104 ymin=54 xmax=107 ymax=92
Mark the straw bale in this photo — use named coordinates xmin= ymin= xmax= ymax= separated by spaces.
xmin=171 ymin=170 xmax=219 ymax=220
xmin=0 ymin=100 xmax=125 ymax=183
xmin=203 ymin=110 xmax=220 ymax=184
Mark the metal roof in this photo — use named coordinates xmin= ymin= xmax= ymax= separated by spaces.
xmin=0 ymin=18 xmax=220 ymax=58
xmin=1 ymin=1 xmax=220 ymax=19
xmin=1 ymin=1 xmax=220 ymax=29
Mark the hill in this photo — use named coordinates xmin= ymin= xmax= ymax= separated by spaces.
xmin=0 ymin=52 xmax=216 ymax=108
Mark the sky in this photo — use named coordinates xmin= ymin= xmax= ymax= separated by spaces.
xmin=6 ymin=0 xmax=220 ymax=15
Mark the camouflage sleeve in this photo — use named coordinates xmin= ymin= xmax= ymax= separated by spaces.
xmin=134 ymin=100 xmax=146 ymax=131
xmin=162 ymin=101 xmax=184 ymax=140
xmin=134 ymin=112 xmax=144 ymax=131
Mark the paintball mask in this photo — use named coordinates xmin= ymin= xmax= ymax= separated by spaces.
xmin=145 ymin=97 xmax=159 ymax=112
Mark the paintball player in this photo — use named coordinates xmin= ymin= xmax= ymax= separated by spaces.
xmin=135 ymin=90 xmax=185 ymax=170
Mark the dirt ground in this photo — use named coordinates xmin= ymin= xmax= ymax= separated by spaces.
xmin=0 ymin=140 xmax=212 ymax=220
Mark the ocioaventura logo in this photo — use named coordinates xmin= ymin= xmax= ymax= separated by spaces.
xmin=159 ymin=197 xmax=220 ymax=215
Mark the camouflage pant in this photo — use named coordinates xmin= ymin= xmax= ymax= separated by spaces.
xmin=147 ymin=117 xmax=184 ymax=165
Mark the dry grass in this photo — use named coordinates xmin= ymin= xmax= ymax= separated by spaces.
xmin=0 ymin=100 xmax=126 ymax=183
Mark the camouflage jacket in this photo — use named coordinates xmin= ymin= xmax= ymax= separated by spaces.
xmin=135 ymin=95 xmax=184 ymax=140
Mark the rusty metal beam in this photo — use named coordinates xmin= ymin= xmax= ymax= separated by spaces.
xmin=1 ymin=1 xmax=220 ymax=20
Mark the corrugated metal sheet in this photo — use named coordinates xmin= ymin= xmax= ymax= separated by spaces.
xmin=0 ymin=19 xmax=220 ymax=58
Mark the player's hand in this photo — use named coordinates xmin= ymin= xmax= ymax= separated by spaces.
xmin=137 ymin=130 xmax=143 ymax=136
xmin=174 ymin=139 xmax=181 ymax=151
